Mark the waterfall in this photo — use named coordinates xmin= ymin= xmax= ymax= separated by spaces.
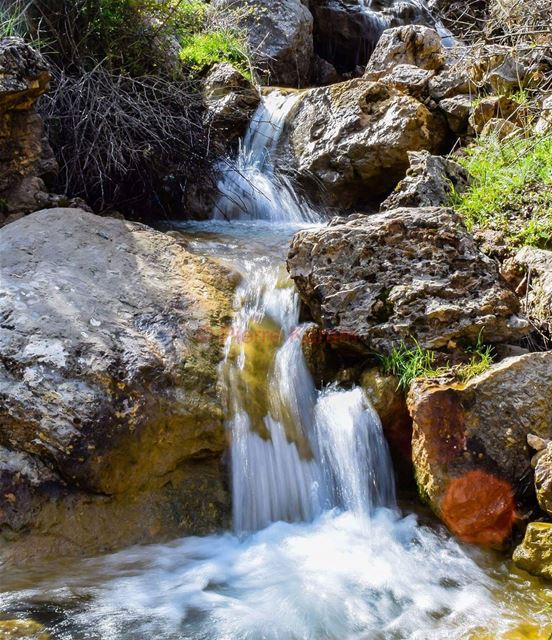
xmin=214 ymin=91 xmax=319 ymax=224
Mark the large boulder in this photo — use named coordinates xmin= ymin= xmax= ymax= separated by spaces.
xmin=287 ymin=207 xmax=528 ymax=354
xmin=215 ymin=0 xmax=314 ymax=87
xmin=283 ymin=79 xmax=447 ymax=209
xmin=408 ymin=351 xmax=552 ymax=545
xmin=0 ymin=38 xmax=57 ymax=225
xmin=0 ymin=208 xmax=235 ymax=562
xmin=380 ymin=150 xmax=470 ymax=211
xmin=202 ymin=63 xmax=260 ymax=147
xmin=513 ymin=522 xmax=552 ymax=581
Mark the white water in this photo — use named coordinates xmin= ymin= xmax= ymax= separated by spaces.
xmin=214 ymin=92 xmax=319 ymax=223
xmin=0 ymin=87 xmax=548 ymax=639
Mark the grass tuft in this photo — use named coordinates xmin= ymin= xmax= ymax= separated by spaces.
xmin=451 ymin=134 xmax=552 ymax=249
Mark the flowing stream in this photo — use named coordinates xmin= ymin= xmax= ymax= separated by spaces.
xmin=0 ymin=92 xmax=550 ymax=639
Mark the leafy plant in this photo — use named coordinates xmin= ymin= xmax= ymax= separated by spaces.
xmin=451 ymin=134 xmax=552 ymax=249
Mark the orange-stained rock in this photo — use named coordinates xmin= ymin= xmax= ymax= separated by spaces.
xmin=408 ymin=351 xmax=552 ymax=546
xmin=441 ymin=470 xmax=515 ymax=545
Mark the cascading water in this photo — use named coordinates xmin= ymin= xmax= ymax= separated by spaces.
xmin=0 ymin=91 xmax=549 ymax=639
xmin=214 ymin=92 xmax=318 ymax=224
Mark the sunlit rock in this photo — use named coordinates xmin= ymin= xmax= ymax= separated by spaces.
xmin=284 ymin=80 xmax=447 ymax=208
xmin=287 ymin=207 xmax=529 ymax=353
xmin=408 ymin=352 xmax=552 ymax=545
xmin=0 ymin=208 xmax=236 ymax=561
xmin=380 ymin=150 xmax=469 ymax=210
xmin=513 ymin=522 xmax=552 ymax=581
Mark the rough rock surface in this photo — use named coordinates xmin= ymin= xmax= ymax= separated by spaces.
xmin=371 ymin=63 xmax=434 ymax=97
xmin=502 ymin=246 xmax=552 ymax=331
xmin=203 ymin=63 xmax=260 ymax=147
xmin=361 ymin=368 xmax=412 ymax=480
xmin=468 ymin=95 xmax=522 ymax=134
xmin=380 ymin=151 xmax=469 ymax=210
xmin=535 ymin=444 xmax=552 ymax=517
xmin=364 ymin=25 xmax=445 ymax=80
xmin=513 ymin=522 xmax=552 ymax=580
xmin=284 ymin=79 xmax=447 ymax=208
xmin=216 ymin=0 xmax=314 ymax=87
xmin=439 ymin=95 xmax=473 ymax=135
xmin=0 ymin=208 xmax=236 ymax=562
xmin=0 ymin=38 xmax=56 ymax=225
xmin=408 ymin=351 xmax=552 ymax=545
xmin=287 ymin=207 xmax=528 ymax=353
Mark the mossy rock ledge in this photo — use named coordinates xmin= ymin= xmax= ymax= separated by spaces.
xmin=0 ymin=208 xmax=236 ymax=563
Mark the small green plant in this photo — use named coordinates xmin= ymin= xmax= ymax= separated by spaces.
xmin=379 ymin=342 xmax=445 ymax=390
xmin=180 ymin=29 xmax=249 ymax=76
xmin=456 ymin=336 xmax=494 ymax=383
xmin=451 ymin=134 xmax=552 ymax=249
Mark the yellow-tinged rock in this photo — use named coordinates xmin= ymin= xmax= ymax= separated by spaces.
xmin=513 ymin=522 xmax=552 ymax=580
xmin=0 ymin=619 xmax=49 ymax=639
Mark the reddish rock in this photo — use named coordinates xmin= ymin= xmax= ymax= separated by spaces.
xmin=441 ymin=470 xmax=515 ymax=546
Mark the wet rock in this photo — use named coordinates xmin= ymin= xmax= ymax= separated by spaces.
xmin=287 ymin=207 xmax=528 ymax=354
xmin=439 ymin=95 xmax=473 ymax=135
xmin=0 ymin=208 xmax=235 ymax=562
xmin=535 ymin=444 xmax=552 ymax=517
xmin=408 ymin=351 xmax=552 ymax=545
xmin=309 ymin=1 xmax=442 ymax=75
xmin=216 ymin=0 xmax=314 ymax=87
xmin=285 ymin=79 xmax=447 ymax=208
xmin=313 ymin=55 xmax=341 ymax=86
xmin=0 ymin=619 xmax=49 ymax=639
xmin=513 ymin=522 xmax=552 ymax=581
xmin=0 ymin=38 xmax=56 ymax=225
xmin=380 ymin=151 xmax=469 ymax=211
xmin=361 ymin=368 xmax=412 ymax=479
xmin=203 ymin=63 xmax=260 ymax=147
xmin=364 ymin=25 xmax=445 ymax=80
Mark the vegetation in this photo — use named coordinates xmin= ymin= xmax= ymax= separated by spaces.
xmin=0 ymin=0 xmax=251 ymax=215
xmin=379 ymin=338 xmax=494 ymax=390
xmin=451 ymin=134 xmax=552 ymax=249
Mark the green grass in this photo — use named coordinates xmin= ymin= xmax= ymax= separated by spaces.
xmin=179 ymin=28 xmax=249 ymax=77
xmin=451 ymin=134 xmax=552 ymax=249
xmin=379 ymin=338 xmax=494 ymax=390
xmin=379 ymin=342 xmax=445 ymax=390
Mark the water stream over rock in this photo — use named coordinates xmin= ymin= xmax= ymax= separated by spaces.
xmin=0 ymin=92 xmax=550 ymax=639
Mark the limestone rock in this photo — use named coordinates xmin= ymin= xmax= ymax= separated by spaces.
xmin=361 ymin=368 xmax=412 ymax=479
xmin=0 ymin=208 xmax=235 ymax=562
xmin=480 ymin=117 xmax=522 ymax=140
xmin=0 ymin=38 xmax=55 ymax=224
xmin=469 ymin=95 xmax=522 ymax=134
xmin=429 ymin=68 xmax=476 ymax=101
xmin=371 ymin=64 xmax=434 ymax=97
xmin=364 ymin=25 xmax=445 ymax=80
xmin=287 ymin=207 xmax=528 ymax=354
xmin=284 ymin=79 xmax=447 ymax=208
xmin=203 ymin=63 xmax=260 ymax=147
xmin=502 ymin=246 xmax=552 ymax=331
xmin=380 ymin=151 xmax=469 ymax=211
xmin=439 ymin=94 xmax=473 ymax=135
xmin=216 ymin=0 xmax=314 ymax=87
xmin=513 ymin=522 xmax=552 ymax=581
xmin=408 ymin=351 xmax=552 ymax=545
xmin=536 ymin=95 xmax=552 ymax=135
xmin=535 ymin=445 xmax=552 ymax=517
